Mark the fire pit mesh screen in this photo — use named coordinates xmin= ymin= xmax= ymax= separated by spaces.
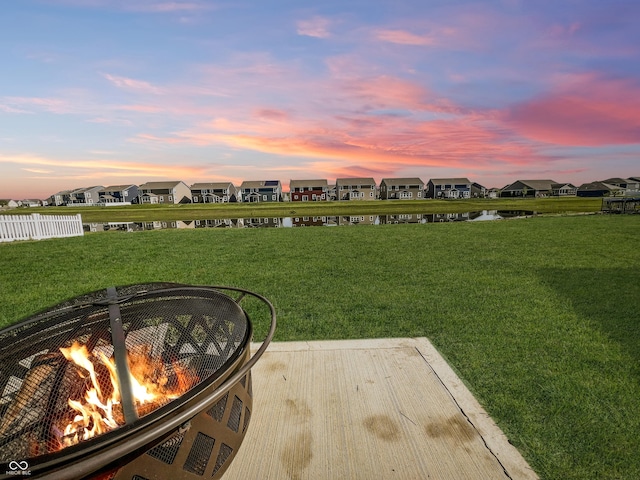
xmin=0 ymin=283 xmax=252 ymax=468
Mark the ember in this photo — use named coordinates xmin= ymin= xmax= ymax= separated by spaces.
xmin=59 ymin=341 xmax=197 ymax=447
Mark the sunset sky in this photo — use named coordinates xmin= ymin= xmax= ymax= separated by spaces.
xmin=1 ymin=0 xmax=639 ymax=199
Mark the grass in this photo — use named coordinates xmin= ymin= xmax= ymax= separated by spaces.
xmin=3 ymin=196 xmax=602 ymax=222
xmin=0 ymin=214 xmax=638 ymax=479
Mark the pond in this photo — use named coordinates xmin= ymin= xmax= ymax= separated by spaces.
xmin=83 ymin=210 xmax=536 ymax=232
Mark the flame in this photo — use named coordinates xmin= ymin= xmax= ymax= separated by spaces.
xmin=59 ymin=341 xmax=195 ymax=447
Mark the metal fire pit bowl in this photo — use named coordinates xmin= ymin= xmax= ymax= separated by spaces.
xmin=0 ymin=283 xmax=276 ymax=480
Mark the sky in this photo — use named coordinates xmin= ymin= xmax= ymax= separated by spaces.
xmin=1 ymin=0 xmax=639 ymax=199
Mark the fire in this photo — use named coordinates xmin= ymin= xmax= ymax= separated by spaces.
xmin=59 ymin=341 xmax=195 ymax=447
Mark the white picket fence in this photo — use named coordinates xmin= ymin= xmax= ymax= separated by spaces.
xmin=0 ymin=213 xmax=84 ymax=243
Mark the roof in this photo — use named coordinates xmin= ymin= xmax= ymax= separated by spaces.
xmin=578 ymin=181 xmax=623 ymax=191
xmin=102 ymin=184 xmax=137 ymax=191
xmin=240 ymin=180 xmax=281 ymax=188
xmin=190 ymin=182 xmax=234 ymax=189
xmin=380 ymin=177 xmax=424 ymax=186
xmin=139 ymin=181 xmax=186 ymax=189
xmin=601 ymin=178 xmax=632 ymax=185
xmin=289 ymin=179 xmax=328 ymax=188
xmin=335 ymin=177 xmax=376 ymax=185
xmin=503 ymin=179 xmax=557 ymax=191
xmin=429 ymin=178 xmax=472 ymax=184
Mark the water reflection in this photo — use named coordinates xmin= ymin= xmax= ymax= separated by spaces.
xmin=83 ymin=210 xmax=536 ymax=232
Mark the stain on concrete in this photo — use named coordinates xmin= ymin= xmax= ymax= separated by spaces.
xmin=363 ymin=414 xmax=401 ymax=441
xmin=285 ymin=398 xmax=312 ymax=419
xmin=264 ymin=360 xmax=287 ymax=372
xmin=424 ymin=414 xmax=476 ymax=445
xmin=280 ymin=431 xmax=313 ymax=480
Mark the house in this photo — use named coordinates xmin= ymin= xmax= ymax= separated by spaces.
xmin=471 ymin=182 xmax=487 ymax=198
xmin=577 ymin=182 xmax=625 ymax=197
xmin=240 ymin=180 xmax=282 ymax=202
xmin=0 ymin=199 xmax=19 ymax=209
xmin=191 ymin=182 xmax=238 ymax=203
xmin=499 ymin=180 xmax=557 ymax=198
xmin=551 ymin=183 xmax=577 ymax=196
xmin=68 ymin=186 xmax=104 ymax=205
xmin=20 ymin=199 xmax=43 ymax=207
xmin=100 ymin=185 xmax=140 ymax=205
xmin=486 ymin=188 xmax=500 ymax=199
xmin=289 ymin=180 xmax=329 ymax=202
xmin=335 ymin=178 xmax=377 ymax=201
xmin=48 ymin=190 xmax=73 ymax=206
xmin=139 ymin=181 xmax=192 ymax=204
xmin=426 ymin=178 xmax=472 ymax=199
xmin=601 ymin=178 xmax=640 ymax=195
xmin=327 ymin=185 xmax=337 ymax=201
xmin=379 ymin=178 xmax=424 ymax=200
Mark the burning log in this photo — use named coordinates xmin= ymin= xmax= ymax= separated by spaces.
xmin=0 ymin=352 xmax=64 ymax=437
xmin=57 ymin=341 xmax=197 ymax=448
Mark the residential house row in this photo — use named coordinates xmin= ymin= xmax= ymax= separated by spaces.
xmin=4 ymin=176 xmax=638 ymax=208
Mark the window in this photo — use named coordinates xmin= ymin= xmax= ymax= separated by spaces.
xmin=194 ymin=196 xmax=199 ymax=202
xmin=168 ymin=196 xmax=173 ymax=202
xmin=272 ymin=194 xmax=276 ymax=201
xmin=302 ymin=195 xmax=308 ymax=201
xmin=370 ymin=192 xmax=374 ymax=197
xmin=263 ymin=195 xmax=268 ymax=201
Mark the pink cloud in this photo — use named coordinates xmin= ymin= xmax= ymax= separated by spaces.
xmin=503 ymin=74 xmax=640 ymax=146
xmin=1 ymin=96 xmax=69 ymax=114
xmin=102 ymin=73 xmax=165 ymax=95
xmin=373 ymin=29 xmax=438 ymax=46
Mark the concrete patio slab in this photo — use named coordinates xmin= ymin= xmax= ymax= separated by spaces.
xmin=223 ymin=337 xmax=538 ymax=480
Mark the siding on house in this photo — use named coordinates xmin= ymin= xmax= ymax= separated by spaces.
xmin=379 ymin=178 xmax=424 ymax=200
xmin=240 ymin=180 xmax=282 ymax=202
xmin=69 ymin=186 xmax=104 ymax=205
xmin=191 ymin=182 xmax=238 ymax=203
xmin=551 ymin=183 xmax=577 ymax=196
xmin=426 ymin=178 xmax=472 ymax=199
xmin=100 ymin=185 xmax=140 ymax=204
xmin=289 ymin=179 xmax=329 ymax=201
xmin=139 ymin=181 xmax=192 ymax=204
xmin=335 ymin=178 xmax=377 ymax=201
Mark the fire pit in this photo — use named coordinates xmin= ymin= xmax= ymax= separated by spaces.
xmin=0 ymin=283 xmax=276 ymax=480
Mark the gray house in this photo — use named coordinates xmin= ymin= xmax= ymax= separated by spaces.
xmin=100 ymin=184 xmax=140 ymax=204
xmin=577 ymin=182 xmax=625 ymax=197
xmin=335 ymin=178 xmax=377 ymax=201
xmin=240 ymin=180 xmax=282 ymax=202
xmin=191 ymin=182 xmax=238 ymax=203
xmin=500 ymin=180 xmax=557 ymax=198
xmin=69 ymin=186 xmax=104 ymax=205
xmin=379 ymin=178 xmax=424 ymax=200
xmin=426 ymin=178 xmax=472 ymax=199
xmin=601 ymin=178 xmax=640 ymax=195
xmin=139 ymin=181 xmax=192 ymax=204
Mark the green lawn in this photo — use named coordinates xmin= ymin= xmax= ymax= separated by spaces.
xmin=0 ymin=214 xmax=638 ymax=479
